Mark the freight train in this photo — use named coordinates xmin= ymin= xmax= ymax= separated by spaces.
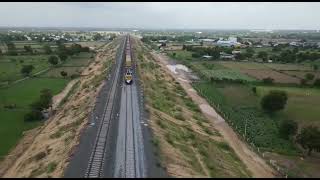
xmin=125 ymin=36 xmax=133 ymax=85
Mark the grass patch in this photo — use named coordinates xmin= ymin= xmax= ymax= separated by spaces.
xmin=0 ymin=78 xmax=68 ymax=158
xmin=47 ymin=162 xmax=57 ymax=173
xmin=193 ymin=81 xmax=298 ymax=155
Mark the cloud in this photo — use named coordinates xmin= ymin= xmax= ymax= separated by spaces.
xmin=0 ymin=2 xmax=319 ymax=29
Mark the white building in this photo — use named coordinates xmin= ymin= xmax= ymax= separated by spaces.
xmin=215 ymin=37 xmax=241 ymax=47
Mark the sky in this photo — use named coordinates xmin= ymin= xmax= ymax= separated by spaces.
xmin=0 ymin=2 xmax=320 ymax=30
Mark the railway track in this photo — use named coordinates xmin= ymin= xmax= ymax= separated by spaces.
xmin=113 ymin=37 xmax=146 ymax=178
xmin=84 ymin=37 xmax=126 ymax=178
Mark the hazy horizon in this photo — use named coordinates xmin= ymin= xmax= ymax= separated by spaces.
xmin=1 ymin=2 xmax=320 ymax=30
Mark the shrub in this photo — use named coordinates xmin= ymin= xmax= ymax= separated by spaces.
xmin=262 ymin=77 xmax=274 ymax=84
xmin=24 ymin=110 xmax=43 ymax=122
xmin=261 ymin=90 xmax=288 ymax=113
xmin=279 ymin=119 xmax=298 ymax=140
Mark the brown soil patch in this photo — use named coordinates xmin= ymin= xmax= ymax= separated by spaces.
xmin=240 ymin=69 xmax=300 ymax=84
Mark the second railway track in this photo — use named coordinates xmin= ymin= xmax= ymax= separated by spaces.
xmin=84 ymin=36 xmax=126 ymax=178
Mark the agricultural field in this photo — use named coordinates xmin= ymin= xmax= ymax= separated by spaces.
xmin=0 ymin=55 xmax=50 ymax=82
xmin=40 ymin=67 xmax=84 ymax=78
xmin=217 ymin=61 xmax=303 ymax=84
xmin=0 ymin=77 xmax=69 ymax=158
xmin=170 ymin=60 xmax=258 ymax=83
xmin=264 ymin=63 xmax=313 ymax=71
xmin=6 ymin=41 xmax=58 ymax=54
xmin=193 ymin=82 xmax=297 ymax=155
xmin=168 ymin=50 xmax=194 ymax=61
xmin=282 ymin=71 xmax=320 ymax=83
xmin=0 ymin=47 xmax=94 ymax=160
xmin=256 ymin=86 xmax=320 ymax=128
xmin=190 ymin=62 xmax=257 ymax=82
xmin=62 ymin=52 xmax=93 ymax=66
xmin=65 ymin=41 xmax=107 ymax=49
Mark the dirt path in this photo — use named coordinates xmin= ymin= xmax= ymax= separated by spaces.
xmin=151 ymin=51 xmax=276 ymax=178
xmin=51 ymin=79 xmax=79 ymax=110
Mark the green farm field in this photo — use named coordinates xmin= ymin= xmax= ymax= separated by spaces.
xmin=62 ymin=52 xmax=93 ymax=66
xmin=256 ymin=86 xmax=320 ymax=128
xmin=193 ymin=82 xmax=297 ymax=155
xmin=0 ymin=55 xmax=50 ymax=82
xmin=0 ymin=77 xmax=69 ymax=158
xmin=41 ymin=67 xmax=84 ymax=78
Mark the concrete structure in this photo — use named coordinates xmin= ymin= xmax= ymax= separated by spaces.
xmin=220 ymin=52 xmax=235 ymax=60
xmin=215 ymin=37 xmax=241 ymax=47
xmin=202 ymin=55 xmax=212 ymax=59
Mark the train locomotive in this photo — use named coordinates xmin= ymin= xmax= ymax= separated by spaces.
xmin=125 ymin=36 xmax=133 ymax=85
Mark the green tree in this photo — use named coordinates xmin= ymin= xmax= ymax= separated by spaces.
xmin=252 ymin=87 xmax=257 ymax=95
xmin=235 ymin=53 xmax=246 ymax=60
xmin=261 ymin=90 xmax=288 ymax=113
xmin=58 ymin=53 xmax=68 ymax=62
xmin=24 ymin=110 xmax=43 ymax=122
xmin=60 ymin=71 xmax=68 ymax=78
xmin=24 ymin=45 xmax=33 ymax=54
xmin=300 ymin=78 xmax=307 ymax=86
xmin=93 ymin=33 xmax=103 ymax=41
xmin=48 ymin=55 xmax=59 ymax=66
xmin=313 ymin=64 xmax=318 ymax=71
xmin=314 ymin=78 xmax=320 ymax=87
xmin=245 ymin=48 xmax=255 ymax=58
xmin=257 ymin=51 xmax=268 ymax=61
xmin=296 ymin=126 xmax=320 ymax=155
xmin=20 ymin=65 xmax=34 ymax=76
xmin=6 ymin=42 xmax=17 ymax=55
xmin=305 ymin=73 xmax=315 ymax=81
xmin=279 ymin=119 xmax=298 ymax=140
xmin=262 ymin=77 xmax=274 ymax=84
xmin=43 ymin=44 xmax=52 ymax=54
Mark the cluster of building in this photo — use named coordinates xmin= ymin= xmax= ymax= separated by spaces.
xmin=200 ymin=37 xmax=242 ymax=47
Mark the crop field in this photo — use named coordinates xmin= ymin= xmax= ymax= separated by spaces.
xmin=0 ymin=77 xmax=69 ymax=158
xmin=193 ymin=82 xmax=297 ymax=155
xmin=0 ymin=55 xmax=50 ymax=82
xmin=217 ymin=61 xmax=302 ymax=84
xmin=190 ymin=62 xmax=257 ymax=82
xmin=241 ymin=69 xmax=301 ymax=84
xmin=217 ymin=61 xmax=269 ymax=70
xmin=256 ymin=86 xmax=320 ymax=128
xmin=168 ymin=50 xmax=194 ymax=61
xmin=8 ymin=41 xmax=58 ymax=53
xmin=264 ymin=63 xmax=313 ymax=71
xmin=65 ymin=41 xmax=107 ymax=49
xmin=62 ymin=52 xmax=93 ymax=66
xmin=41 ymin=67 xmax=84 ymax=78
xmin=282 ymin=71 xmax=320 ymax=83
